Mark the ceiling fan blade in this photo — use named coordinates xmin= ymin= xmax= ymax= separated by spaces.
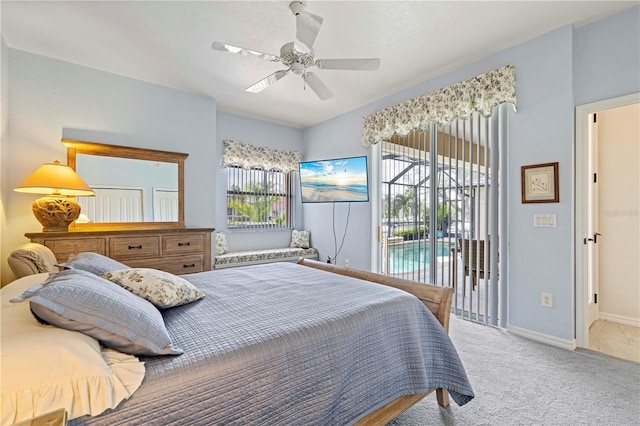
xmin=295 ymin=11 xmax=323 ymax=50
xmin=212 ymin=41 xmax=280 ymax=63
xmin=246 ymin=70 xmax=289 ymax=93
xmin=304 ymin=72 xmax=333 ymax=101
xmin=315 ymin=58 xmax=381 ymax=71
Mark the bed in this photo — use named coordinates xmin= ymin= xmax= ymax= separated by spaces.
xmin=1 ymin=257 xmax=473 ymax=425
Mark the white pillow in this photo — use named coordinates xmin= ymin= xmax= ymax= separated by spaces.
xmin=215 ymin=232 xmax=229 ymax=255
xmin=101 ymin=268 xmax=205 ymax=309
xmin=1 ymin=274 xmax=145 ymax=425
xmin=290 ymin=230 xmax=311 ymax=249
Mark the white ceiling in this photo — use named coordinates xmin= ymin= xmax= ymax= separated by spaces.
xmin=2 ymin=1 xmax=636 ymax=128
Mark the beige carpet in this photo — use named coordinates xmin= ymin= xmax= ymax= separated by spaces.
xmin=389 ymin=316 xmax=640 ymax=426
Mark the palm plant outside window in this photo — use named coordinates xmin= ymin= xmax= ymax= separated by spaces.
xmin=227 ymin=166 xmax=291 ymax=231
xmin=379 ymin=112 xmax=504 ymax=326
xmin=365 ymin=66 xmax=514 ymax=327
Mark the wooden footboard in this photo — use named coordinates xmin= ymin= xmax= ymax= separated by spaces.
xmin=296 ymin=258 xmax=454 ymax=424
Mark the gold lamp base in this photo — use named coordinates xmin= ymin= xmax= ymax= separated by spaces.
xmin=32 ymin=196 xmax=81 ymax=232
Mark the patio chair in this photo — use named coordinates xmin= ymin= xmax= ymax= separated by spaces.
xmin=450 ymin=238 xmax=491 ymax=291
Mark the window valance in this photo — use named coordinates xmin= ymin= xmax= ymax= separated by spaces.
xmin=361 ymin=65 xmax=517 ymax=148
xmin=221 ymin=140 xmax=301 ymax=173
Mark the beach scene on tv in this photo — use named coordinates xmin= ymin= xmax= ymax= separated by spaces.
xmin=299 ymin=156 xmax=369 ymax=203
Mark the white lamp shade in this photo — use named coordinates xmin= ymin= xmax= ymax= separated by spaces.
xmin=14 ymin=161 xmax=95 ymax=196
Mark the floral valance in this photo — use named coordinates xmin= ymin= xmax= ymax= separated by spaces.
xmin=221 ymin=139 xmax=301 ymax=173
xmin=361 ymin=65 xmax=517 ymax=148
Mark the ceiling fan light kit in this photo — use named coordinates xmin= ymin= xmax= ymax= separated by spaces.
xmin=211 ymin=1 xmax=380 ymax=100
xmin=288 ymin=1 xmax=306 ymax=16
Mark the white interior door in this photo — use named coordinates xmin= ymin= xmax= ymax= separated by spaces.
xmin=586 ymin=113 xmax=599 ymax=327
xmin=575 ymin=92 xmax=639 ymax=349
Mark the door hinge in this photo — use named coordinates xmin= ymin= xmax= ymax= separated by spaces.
xmin=594 ymin=293 xmax=598 ymax=304
xmin=593 ymin=113 xmax=597 ymax=123
xmin=593 ymin=173 xmax=597 ymax=183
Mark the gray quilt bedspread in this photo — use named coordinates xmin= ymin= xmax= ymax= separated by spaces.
xmin=70 ymin=262 xmax=474 ymax=425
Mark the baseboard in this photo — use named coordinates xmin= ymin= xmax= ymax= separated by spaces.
xmin=506 ymin=325 xmax=576 ymax=350
xmin=598 ymin=312 xmax=640 ymax=328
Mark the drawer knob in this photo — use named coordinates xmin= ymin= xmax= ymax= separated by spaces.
xmin=178 ymin=242 xmax=191 ymax=247
xmin=128 ymin=245 xmax=143 ymax=250
xmin=183 ymin=263 xmax=196 ymax=268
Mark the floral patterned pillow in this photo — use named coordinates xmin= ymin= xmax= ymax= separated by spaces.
xmin=290 ymin=230 xmax=311 ymax=249
xmin=100 ymin=268 xmax=204 ymax=309
xmin=215 ymin=232 xmax=229 ymax=255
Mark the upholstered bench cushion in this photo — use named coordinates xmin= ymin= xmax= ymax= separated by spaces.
xmin=214 ymin=247 xmax=319 ymax=269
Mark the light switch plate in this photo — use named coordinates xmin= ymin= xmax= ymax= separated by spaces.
xmin=534 ymin=214 xmax=557 ymax=227
xmin=547 ymin=214 xmax=556 ymax=227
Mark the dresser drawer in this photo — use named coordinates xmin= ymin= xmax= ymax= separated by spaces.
xmin=163 ymin=234 xmax=204 ymax=255
xmin=44 ymin=238 xmax=106 ymax=263
xmin=125 ymin=255 xmax=204 ymax=275
xmin=26 ymin=228 xmax=213 ymax=273
xmin=110 ymin=236 xmax=160 ymax=259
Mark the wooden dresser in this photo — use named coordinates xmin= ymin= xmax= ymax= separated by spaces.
xmin=26 ymin=228 xmax=214 ymax=275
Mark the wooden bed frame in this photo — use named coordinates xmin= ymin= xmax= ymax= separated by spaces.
xmin=297 ymin=259 xmax=454 ymax=425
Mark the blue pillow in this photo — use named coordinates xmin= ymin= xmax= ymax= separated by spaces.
xmin=11 ymin=269 xmax=182 ymax=356
xmin=57 ymin=252 xmax=129 ymax=275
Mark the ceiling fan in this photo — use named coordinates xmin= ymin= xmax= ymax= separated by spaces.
xmin=211 ymin=1 xmax=380 ymax=101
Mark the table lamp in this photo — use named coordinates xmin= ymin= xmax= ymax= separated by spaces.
xmin=14 ymin=160 xmax=95 ymax=232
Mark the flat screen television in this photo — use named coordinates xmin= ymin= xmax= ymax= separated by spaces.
xmin=299 ymin=156 xmax=369 ymax=203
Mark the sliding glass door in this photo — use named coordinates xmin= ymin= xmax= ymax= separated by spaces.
xmin=376 ymin=106 xmax=509 ymax=326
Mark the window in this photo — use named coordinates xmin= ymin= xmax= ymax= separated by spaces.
xmin=226 ymin=166 xmax=292 ymax=231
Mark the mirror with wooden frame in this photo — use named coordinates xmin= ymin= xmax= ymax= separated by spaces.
xmin=63 ymin=139 xmax=188 ymax=230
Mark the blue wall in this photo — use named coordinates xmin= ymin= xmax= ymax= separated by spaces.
xmin=302 ymin=7 xmax=639 ymax=344
xmin=574 ymin=7 xmax=640 ymax=106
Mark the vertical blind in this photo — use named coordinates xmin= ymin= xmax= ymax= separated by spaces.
xmin=379 ymin=106 xmax=509 ymax=326
xmin=222 ymin=140 xmax=300 ymax=232
xmin=366 ymin=66 xmax=515 ymax=327
xmin=226 ymin=166 xmax=292 ymax=231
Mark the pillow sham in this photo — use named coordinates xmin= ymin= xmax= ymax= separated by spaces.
xmin=215 ymin=232 xmax=229 ymax=255
xmin=11 ymin=269 xmax=182 ymax=356
xmin=290 ymin=229 xmax=311 ymax=249
xmin=1 ymin=272 xmax=50 ymax=309
xmin=1 ymin=273 xmax=145 ymax=424
xmin=101 ymin=268 xmax=205 ymax=309
xmin=57 ymin=251 xmax=129 ymax=275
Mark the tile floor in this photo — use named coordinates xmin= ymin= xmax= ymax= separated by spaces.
xmin=589 ymin=320 xmax=640 ymax=363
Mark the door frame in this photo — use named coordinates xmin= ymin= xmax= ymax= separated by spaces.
xmin=574 ymin=92 xmax=640 ymax=348
xmin=586 ymin=113 xmax=599 ymax=329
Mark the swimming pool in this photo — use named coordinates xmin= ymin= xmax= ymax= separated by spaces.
xmin=386 ymin=241 xmax=452 ymax=273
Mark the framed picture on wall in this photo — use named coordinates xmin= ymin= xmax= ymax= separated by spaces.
xmin=521 ymin=162 xmax=559 ymax=203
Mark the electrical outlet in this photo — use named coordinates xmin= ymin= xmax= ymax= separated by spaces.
xmin=345 ymin=258 xmax=350 ymax=267
xmin=541 ymin=293 xmax=553 ymax=308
